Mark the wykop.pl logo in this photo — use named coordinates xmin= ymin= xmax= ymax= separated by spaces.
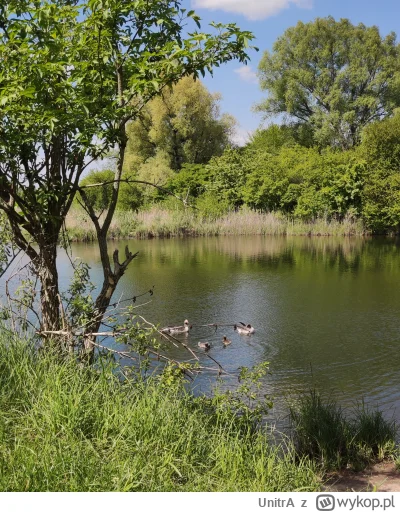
xmin=316 ymin=495 xmax=335 ymax=511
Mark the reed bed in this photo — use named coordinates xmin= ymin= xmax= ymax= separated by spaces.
xmin=65 ymin=207 xmax=368 ymax=241
xmin=289 ymin=391 xmax=397 ymax=471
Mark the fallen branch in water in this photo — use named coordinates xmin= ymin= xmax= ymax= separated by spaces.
xmin=38 ymin=313 xmax=230 ymax=377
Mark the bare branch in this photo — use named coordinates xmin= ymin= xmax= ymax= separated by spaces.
xmin=79 ymin=178 xmax=196 ymax=208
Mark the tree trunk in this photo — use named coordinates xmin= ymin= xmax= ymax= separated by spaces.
xmin=83 ymin=241 xmax=138 ymax=363
xmin=83 ymin=275 xmax=118 ymax=361
xmin=36 ymin=244 xmax=61 ymax=346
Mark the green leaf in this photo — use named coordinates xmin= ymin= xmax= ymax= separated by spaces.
xmin=20 ymin=87 xmax=36 ymax=98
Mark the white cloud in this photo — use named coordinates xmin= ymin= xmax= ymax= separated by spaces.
xmin=234 ymin=65 xmax=258 ymax=84
xmin=192 ymin=0 xmax=312 ymax=21
xmin=231 ymin=126 xmax=252 ymax=146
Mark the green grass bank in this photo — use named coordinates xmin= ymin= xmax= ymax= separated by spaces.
xmin=66 ymin=206 xmax=368 ymax=242
xmin=0 ymin=329 xmax=320 ymax=492
xmin=1 ymin=328 xmax=397 ymax=491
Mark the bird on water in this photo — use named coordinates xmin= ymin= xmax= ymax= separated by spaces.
xmin=161 ymin=319 xmax=191 ymax=334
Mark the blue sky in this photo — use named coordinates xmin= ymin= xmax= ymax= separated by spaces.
xmin=182 ymin=0 xmax=400 ymax=144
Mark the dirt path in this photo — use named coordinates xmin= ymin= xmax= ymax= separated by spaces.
xmin=324 ymin=461 xmax=400 ymax=492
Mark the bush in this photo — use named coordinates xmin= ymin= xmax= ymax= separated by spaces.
xmin=79 ymin=169 xmax=115 ymax=211
xmin=196 ymin=191 xmax=232 ymax=219
xmin=78 ymin=169 xmax=143 ymax=213
xmin=360 ymin=114 xmax=400 ymax=233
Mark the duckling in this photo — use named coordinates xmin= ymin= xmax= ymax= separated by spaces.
xmin=198 ymin=341 xmax=211 ymax=351
xmin=222 ymin=335 xmax=232 ymax=347
xmin=161 ymin=319 xmax=191 ymax=335
xmin=234 ymin=322 xmax=255 ymax=335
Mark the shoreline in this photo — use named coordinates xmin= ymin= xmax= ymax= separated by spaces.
xmin=1 ymin=330 xmax=397 ymax=491
xmin=65 ymin=207 xmax=380 ymax=242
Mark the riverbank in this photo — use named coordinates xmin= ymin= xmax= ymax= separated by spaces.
xmin=65 ymin=207 xmax=368 ymax=241
xmin=1 ymin=328 xmax=398 ymax=491
xmin=0 ymin=329 xmax=319 ymax=492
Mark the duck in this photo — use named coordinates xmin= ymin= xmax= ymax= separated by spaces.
xmin=222 ymin=335 xmax=232 ymax=347
xmin=234 ymin=322 xmax=255 ymax=335
xmin=161 ymin=319 xmax=191 ymax=335
xmin=198 ymin=341 xmax=211 ymax=350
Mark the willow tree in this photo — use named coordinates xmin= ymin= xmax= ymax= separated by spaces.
xmin=257 ymin=17 xmax=400 ymax=148
xmin=125 ymin=76 xmax=235 ymax=171
xmin=0 ymin=0 xmax=253 ymax=356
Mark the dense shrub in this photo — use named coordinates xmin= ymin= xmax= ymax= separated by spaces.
xmin=78 ymin=169 xmax=143 ymax=212
xmin=360 ymin=114 xmax=400 ymax=232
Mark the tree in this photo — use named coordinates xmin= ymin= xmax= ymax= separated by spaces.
xmin=79 ymin=169 xmax=115 ymax=213
xmin=248 ymin=124 xmax=313 ymax=154
xmin=257 ymin=17 xmax=400 ymax=148
xmin=360 ymin=113 xmax=400 ymax=232
xmin=0 ymin=0 xmax=254 ymax=358
xmin=79 ymin=168 xmax=143 ymax=211
xmin=125 ymin=76 xmax=235 ymax=171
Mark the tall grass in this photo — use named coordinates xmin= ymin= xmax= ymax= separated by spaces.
xmin=289 ymin=391 xmax=397 ymax=471
xmin=65 ymin=206 xmax=368 ymax=241
xmin=0 ymin=329 xmax=320 ymax=492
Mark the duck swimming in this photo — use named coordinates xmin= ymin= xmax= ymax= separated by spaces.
xmin=234 ymin=322 xmax=255 ymax=335
xmin=161 ymin=319 xmax=191 ymax=335
xmin=222 ymin=335 xmax=232 ymax=347
xmin=198 ymin=341 xmax=211 ymax=350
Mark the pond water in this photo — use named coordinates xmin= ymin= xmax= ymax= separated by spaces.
xmin=54 ymin=235 xmax=400 ymax=426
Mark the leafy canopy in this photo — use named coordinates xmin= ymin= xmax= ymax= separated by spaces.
xmin=360 ymin=113 xmax=400 ymax=231
xmin=0 ymin=0 xmax=255 ymax=337
xmin=125 ymin=76 xmax=235 ymax=171
xmin=0 ymin=0 xmax=254 ymax=256
xmin=257 ymin=17 xmax=400 ymax=148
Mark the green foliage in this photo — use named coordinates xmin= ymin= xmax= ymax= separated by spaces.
xmin=0 ymin=0 xmax=255 ymax=338
xmin=257 ymin=17 xmax=400 ymax=148
xmin=125 ymin=77 xmax=235 ymax=171
xmin=203 ymin=149 xmax=246 ymax=209
xmin=167 ymin=163 xmax=212 ymax=198
xmin=359 ymin=114 xmax=400 ymax=232
xmin=75 ymin=121 xmax=400 ymax=234
xmin=79 ymin=170 xmax=115 ymax=212
xmin=293 ymin=187 xmax=330 ymax=220
xmin=207 ymin=144 xmax=365 ymax=221
xmin=196 ymin=192 xmax=232 ymax=219
xmin=249 ymin=124 xmax=313 ymax=153
xmin=151 ymin=139 xmax=370 ymax=226
xmin=78 ymin=168 xmax=143 ymax=212
xmin=135 ymin=151 xmax=174 ymax=202
xmin=117 ymin=173 xmax=144 ymax=211
xmin=361 ymin=112 xmax=400 ymax=169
